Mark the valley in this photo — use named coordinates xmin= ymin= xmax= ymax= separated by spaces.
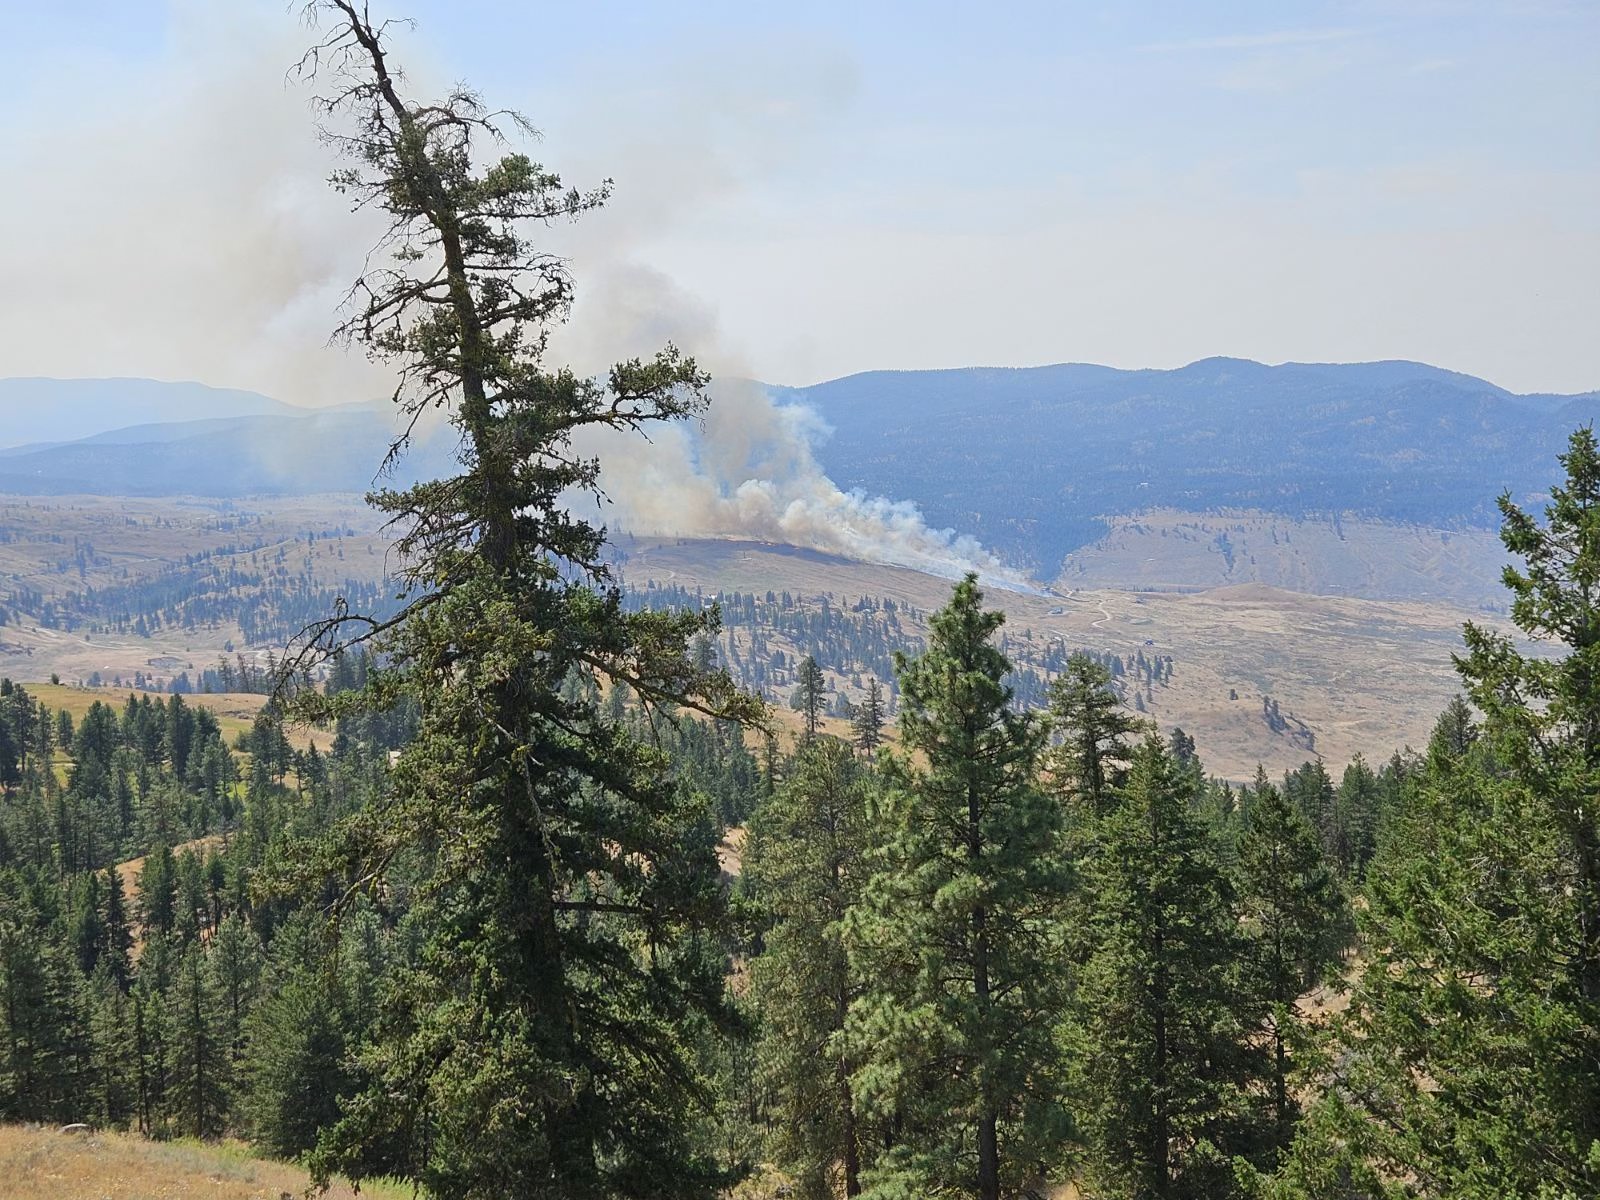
xmin=0 ymin=487 xmax=1505 ymax=782
xmin=620 ymin=536 xmax=1500 ymax=779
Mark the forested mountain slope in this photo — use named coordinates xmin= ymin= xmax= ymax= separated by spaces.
xmin=779 ymin=357 xmax=1600 ymax=571
xmin=5 ymin=361 xmax=1596 ymax=583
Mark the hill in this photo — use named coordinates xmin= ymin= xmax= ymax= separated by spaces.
xmin=618 ymin=536 xmax=1503 ymax=780
xmin=0 ymin=408 xmax=455 ymax=497
xmin=4 ymin=363 xmax=1596 ymax=577
xmin=777 ymin=357 xmax=1600 ymax=572
xmin=0 ymin=378 xmax=300 ymax=450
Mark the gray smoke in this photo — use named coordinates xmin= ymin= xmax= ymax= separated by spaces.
xmin=574 ymin=373 xmax=1038 ymax=592
xmin=4 ymin=6 xmax=1033 ymax=588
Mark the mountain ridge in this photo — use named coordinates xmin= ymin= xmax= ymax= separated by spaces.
xmin=3 ymin=361 xmax=1596 ymax=577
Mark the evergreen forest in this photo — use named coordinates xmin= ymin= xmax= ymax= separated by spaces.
xmin=0 ymin=5 xmax=1594 ymax=1199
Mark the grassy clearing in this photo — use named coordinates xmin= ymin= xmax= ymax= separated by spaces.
xmin=0 ymin=1123 xmax=415 ymax=1199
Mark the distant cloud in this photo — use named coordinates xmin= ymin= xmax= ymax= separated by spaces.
xmin=1139 ymin=27 xmax=1363 ymax=53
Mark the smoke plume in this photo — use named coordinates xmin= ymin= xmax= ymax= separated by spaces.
xmin=574 ymin=375 xmax=1038 ymax=592
xmin=4 ymin=5 xmax=1034 ymax=588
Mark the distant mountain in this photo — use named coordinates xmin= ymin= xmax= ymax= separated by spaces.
xmin=2 ymin=362 xmax=1596 ymax=579
xmin=0 ymin=408 xmax=456 ymax=497
xmin=773 ymin=358 xmax=1600 ymax=573
xmin=0 ymin=378 xmax=306 ymax=449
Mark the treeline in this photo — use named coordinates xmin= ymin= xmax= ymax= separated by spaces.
xmin=0 ymin=670 xmax=410 ymax=1145
xmin=736 ymin=583 xmax=1361 ymax=1198
xmin=0 ymin=663 xmax=750 ymax=1157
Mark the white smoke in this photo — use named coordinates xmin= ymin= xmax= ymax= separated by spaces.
xmin=575 ymin=376 xmax=1040 ymax=593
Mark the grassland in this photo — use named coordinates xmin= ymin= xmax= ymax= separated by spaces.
xmin=0 ymin=1124 xmax=412 ymax=1200
xmin=0 ymin=492 xmax=1525 ymax=781
xmin=1056 ymin=508 xmax=1511 ymax=611
xmin=622 ymin=538 xmax=1515 ymax=780
xmin=0 ymin=493 xmax=390 ymax=689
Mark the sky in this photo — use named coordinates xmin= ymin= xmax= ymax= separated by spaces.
xmin=2 ymin=0 xmax=1596 ymax=402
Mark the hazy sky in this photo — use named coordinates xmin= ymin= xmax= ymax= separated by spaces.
xmin=3 ymin=0 xmax=1596 ymax=401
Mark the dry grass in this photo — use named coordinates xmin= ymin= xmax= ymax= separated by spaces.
xmin=624 ymin=536 xmax=1518 ymax=780
xmin=0 ymin=1124 xmax=414 ymax=1200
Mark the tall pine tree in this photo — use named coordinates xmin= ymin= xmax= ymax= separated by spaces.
xmin=1068 ymin=736 xmax=1267 ymax=1198
xmin=289 ymin=5 xmax=758 ymax=1196
xmin=846 ymin=575 xmax=1070 ymax=1200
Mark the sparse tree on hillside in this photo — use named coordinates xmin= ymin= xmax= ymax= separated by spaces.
xmin=796 ymin=655 xmax=826 ymax=741
xmin=851 ymin=676 xmax=885 ymax=754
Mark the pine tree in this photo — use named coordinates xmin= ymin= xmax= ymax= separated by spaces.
xmin=167 ymin=943 xmax=229 ymax=1139
xmin=1068 ymin=736 xmax=1266 ymax=1198
xmin=1234 ymin=781 xmax=1348 ymax=1155
xmin=1046 ymin=652 xmax=1140 ymax=815
xmin=746 ymin=737 xmax=872 ymax=1197
xmin=1332 ymin=754 xmax=1380 ymax=877
xmin=1266 ymin=432 xmax=1600 ymax=1198
xmin=85 ymin=962 xmax=136 ymax=1129
xmin=101 ymin=868 xmax=134 ymax=990
xmin=243 ymin=968 xmax=351 ymax=1159
xmin=851 ymin=677 xmax=885 ymax=755
xmin=846 ymin=575 xmax=1070 ymax=1200
xmin=289 ymin=5 xmax=757 ymax=1196
xmin=137 ymin=843 xmax=176 ymax=937
xmin=796 ymin=655 xmax=826 ymax=742
xmin=208 ymin=913 xmax=261 ymax=1057
xmin=0 ymin=917 xmax=88 ymax=1122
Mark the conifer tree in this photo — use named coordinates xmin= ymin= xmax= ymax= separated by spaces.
xmin=1046 ymin=652 xmax=1140 ymax=814
xmin=0 ymin=918 xmax=88 ymax=1121
xmin=86 ymin=962 xmax=135 ymax=1128
xmin=101 ymin=867 xmax=134 ymax=990
xmin=137 ymin=842 xmax=177 ymax=937
xmin=846 ymin=575 xmax=1070 ymax=1200
xmin=243 ymin=969 xmax=351 ymax=1159
xmin=1332 ymin=754 xmax=1380 ymax=877
xmin=287 ymin=5 xmax=757 ymax=1196
xmin=1068 ymin=736 xmax=1266 ymax=1198
xmin=852 ymin=677 xmax=885 ymax=755
xmin=167 ymin=943 xmax=230 ymax=1139
xmin=1234 ymin=781 xmax=1348 ymax=1155
xmin=208 ymin=913 xmax=262 ymax=1057
xmin=1266 ymin=431 xmax=1600 ymax=1198
xmin=746 ymin=737 xmax=872 ymax=1198
xmin=796 ymin=655 xmax=826 ymax=741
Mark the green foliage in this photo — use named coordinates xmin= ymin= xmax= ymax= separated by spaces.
xmin=852 ymin=676 xmax=886 ymax=754
xmin=846 ymin=575 xmax=1071 ymax=1200
xmin=284 ymin=5 xmax=760 ymax=1196
xmin=243 ymin=968 xmax=351 ymax=1159
xmin=1046 ymin=652 xmax=1141 ymax=815
xmin=1265 ymin=429 xmax=1600 ymax=1197
xmin=1234 ymin=781 xmax=1349 ymax=1154
xmin=1068 ymin=736 xmax=1267 ymax=1199
xmin=166 ymin=943 xmax=231 ymax=1139
xmin=746 ymin=736 xmax=873 ymax=1198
